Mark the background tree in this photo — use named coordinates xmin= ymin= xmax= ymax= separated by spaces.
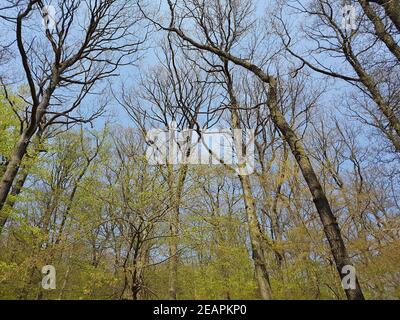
xmin=0 ymin=0 xmax=145 ymax=218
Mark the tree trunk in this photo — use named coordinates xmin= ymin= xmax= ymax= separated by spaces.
xmin=267 ymin=79 xmax=364 ymax=300
xmin=223 ymin=62 xmax=273 ymax=299
xmin=269 ymin=144 xmax=288 ymax=270
xmin=0 ymin=131 xmax=30 ymax=231
xmin=168 ymin=204 xmax=179 ymax=300
xmin=370 ymin=0 xmax=400 ymax=31
xmin=240 ymin=175 xmax=273 ymax=300
xmin=168 ymin=164 xmax=188 ymax=300
xmin=359 ymin=0 xmax=400 ymax=61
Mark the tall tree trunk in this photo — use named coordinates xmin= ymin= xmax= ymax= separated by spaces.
xmin=223 ymin=62 xmax=273 ymax=299
xmin=240 ymin=175 xmax=273 ymax=300
xmin=341 ymin=41 xmax=400 ymax=151
xmin=267 ymin=79 xmax=364 ymax=300
xmin=359 ymin=0 xmax=400 ymax=61
xmin=0 ymin=131 xmax=44 ymax=232
xmin=267 ymin=144 xmax=289 ymax=270
xmin=0 ymin=131 xmax=30 ymax=231
xmin=369 ymin=0 xmax=400 ymax=31
xmin=0 ymin=165 xmax=30 ymax=232
xmin=168 ymin=205 xmax=179 ymax=300
xmin=168 ymin=164 xmax=188 ymax=300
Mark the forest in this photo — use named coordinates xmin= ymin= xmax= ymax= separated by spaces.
xmin=0 ymin=0 xmax=399 ymax=300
